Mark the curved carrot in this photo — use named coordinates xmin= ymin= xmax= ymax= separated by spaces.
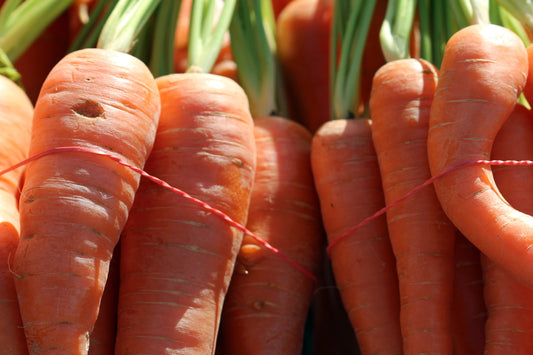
xmin=426 ymin=24 xmax=532 ymax=287
xmin=13 ymin=46 xmax=160 ymax=353
xmin=311 ymin=118 xmax=402 ymax=355
xmin=276 ymin=0 xmax=333 ymax=133
xmin=217 ymin=116 xmax=323 ymax=354
xmin=482 ymin=103 xmax=533 ymax=354
xmin=0 ymin=75 xmax=33 ymax=355
xmin=114 ymin=72 xmax=256 ymax=354
xmin=451 ymin=232 xmax=486 ymax=355
xmin=370 ymin=57 xmax=456 ymax=354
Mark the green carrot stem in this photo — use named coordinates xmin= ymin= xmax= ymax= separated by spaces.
xmin=379 ymin=0 xmax=416 ymax=62
xmin=188 ymin=0 xmax=236 ymax=73
xmin=97 ymin=0 xmax=163 ymax=53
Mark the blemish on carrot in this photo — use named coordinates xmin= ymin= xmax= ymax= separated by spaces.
xmin=251 ymin=300 xmax=265 ymax=311
xmin=72 ymin=99 xmax=105 ymax=119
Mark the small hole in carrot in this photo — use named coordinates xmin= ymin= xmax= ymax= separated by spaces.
xmin=72 ymin=99 xmax=104 ymax=119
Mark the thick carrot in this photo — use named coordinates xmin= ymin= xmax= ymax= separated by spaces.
xmin=451 ymin=232 xmax=486 ymax=355
xmin=276 ymin=0 xmax=333 ymax=133
xmin=311 ymin=118 xmax=402 ymax=355
xmin=426 ymin=23 xmax=532 ymax=287
xmin=217 ymin=116 xmax=322 ymax=354
xmin=370 ymin=57 xmax=456 ymax=354
xmin=12 ymin=1 xmax=162 ymax=349
xmin=114 ymin=72 xmax=256 ymax=354
xmin=481 ymin=103 xmax=533 ymax=354
xmin=0 ymin=74 xmax=33 ymax=355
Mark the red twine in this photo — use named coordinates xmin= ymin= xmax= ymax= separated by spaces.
xmin=5 ymin=147 xmax=532 ymax=285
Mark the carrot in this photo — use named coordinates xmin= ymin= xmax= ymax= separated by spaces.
xmin=451 ymin=232 xmax=486 ymax=355
xmin=113 ymin=1 xmax=256 ymax=353
xmin=113 ymin=71 xmax=255 ymax=355
xmin=370 ymin=57 xmax=457 ymax=354
xmin=215 ymin=2 xmax=322 ymax=353
xmin=426 ymin=23 xmax=532 ymax=287
xmin=276 ymin=0 xmax=333 ymax=133
xmin=12 ymin=1 xmax=162 ymax=353
xmin=0 ymin=74 xmax=33 ymax=355
xmin=218 ymin=116 xmax=322 ymax=354
xmin=481 ymin=103 xmax=533 ymax=354
xmin=523 ymin=42 xmax=533 ymax=105
xmin=311 ymin=118 xmax=402 ymax=355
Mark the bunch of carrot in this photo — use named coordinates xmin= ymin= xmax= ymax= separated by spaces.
xmin=5 ymin=0 xmax=533 ymax=354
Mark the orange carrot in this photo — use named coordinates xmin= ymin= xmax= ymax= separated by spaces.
xmin=12 ymin=2 xmax=162 ymax=351
xmin=0 ymin=75 xmax=34 ymax=355
xmin=451 ymin=232 xmax=486 ymax=355
xmin=426 ymin=24 xmax=532 ymax=287
xmin=217 ymin=116 xmax=322 ymax=354
xmin=481 ymin=103 xmax=533 ymax=354
xmin=276 ymin=0 xmax=333 ymax=133
xmin=370 ymin=57 xmax=456 ymax=354
xmin=114 ymin=72 xmax=256 ymax=354
xmin=311 ymin=118 xmax=402 ymax=355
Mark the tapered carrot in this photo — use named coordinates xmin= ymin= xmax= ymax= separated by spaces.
xmin=0 ymin=74 xmax=33 ymax=355
xmin=481 ymin=103 xmax=533 ymax=354
xmin=451 ymin=232 xmax=486 ymax=355
xmin=12 ymin=1 xmax=162 ymax=353
xmin=426 ymin=23 xmax=532 ymax=287
xmin=276 ymin=0 xmax=333 ymax=133
xmin=311 ymin=118 xmax=402 ymax=355
xmin=113 ymin=71 xmax=255 ymax=355
xmin=114 ymin=1 xmax=256 ymax=353
xmin=218 ymin=116 xmax=322 ymax=354
xmin=370 ymin=57 xmax=456 ymax=354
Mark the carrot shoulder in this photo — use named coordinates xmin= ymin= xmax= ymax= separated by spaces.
xmin=13 ymin=47 xmax=161 ymax=354
xmin=0 ymin=75 xmax=33 ymax=355
xmin=370 ymin=57 xmax=457 ymax=354
xmin=427 ymin=23 xmax=532 ymax=287
xmin=311 ymin=118 xmax=402 ymax=355
xmin=114 ymin=72 xmax=256 ymax=355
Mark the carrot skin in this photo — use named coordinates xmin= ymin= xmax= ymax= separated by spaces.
xmin=311 ymin=118 xmax=402 ymax=355
xmin=482 ymin=104 xmax=533 ymax=355
xmin=427 ymin=24 xmax=532 ymax=287
xmin=0 ymin=75 xmax=34 ymax=355
xmin=370 ymin=58 xmax=457 ymax=354
xmin=13 ymin=47 xmax=160 ymax=354
xmin=114 ymin=72 xmax=256 ymax=355
xmin=218 ymin=116 xmax=323 ymax=354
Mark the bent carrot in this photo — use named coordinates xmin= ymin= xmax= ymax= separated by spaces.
xmin=311 ymin=118 xmax=402 ymax=355
xmin=482 ymin=103 xmax=533 ymax=354
xmin=370 ymin=57 xmax=456 ymax=354
xmin=114 ymin=72 xmax=256 ymax=355
xmin=426 ymin=23 xmax=532 ymax=287
xmin=12 ymin=1 xmax=162 ymax=352
xmin=0 ymin=74 xmax=33 ymax=355
xmin=218 ymin=116 xmax=322 ymax=354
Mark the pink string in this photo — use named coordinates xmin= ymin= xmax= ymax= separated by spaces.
xmin=7 ymin=146 xmax=532 ymax=285
xmin=4 ymin=146 xmax=318 ymax=286
xmin=326 ymin=158 xmax=533 ymax=256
